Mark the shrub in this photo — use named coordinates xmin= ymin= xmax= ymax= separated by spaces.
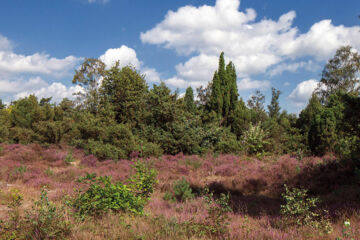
xmin=72 ymin=173 xmax=145 ymax=218
xmin=184 ymin=188 xmax=232 ymax=238
xmin=64 ymin=149 xmax=75 ymax=164
xmin=172 ymin=177 xmax=194 ymax=202
xmin=128 ymin=161 xmax=158 ymax=198
xmin=22 ymin=189 xmax=72 ymax=240
xmin=280 ymin=184 xmax=320 ymax=226
xmin=241 ymin=122 xmax=270 ymax=155
xmin=0 ymin=189 xmax=71 ymax=240
xmin=86 ymin=139 xmax=126 ymax=161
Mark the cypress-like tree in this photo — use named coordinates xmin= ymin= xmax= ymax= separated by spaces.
xmin=227 ymin=61 xmax=238 ymax=114
xmin=268 ymin=87 xmax=281 ymax=119
xmin=209 ymin=71 xmax=223 ymax=115
xmin=209 ymin=52 xmax=238 ymax=124
xmin=184 ymin=86 xmax=196 ymax=112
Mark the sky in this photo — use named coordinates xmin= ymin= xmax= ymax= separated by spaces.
xmin=0 ymin=0 xmax=359 ymax=113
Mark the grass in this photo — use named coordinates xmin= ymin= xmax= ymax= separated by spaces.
xmin=0 ymin=143 xmax=359 ymax=239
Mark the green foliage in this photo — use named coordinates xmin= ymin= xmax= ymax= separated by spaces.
xmin=64 ymin=149 xmax=75 ymax=164
xmin=317 ymin=45 xmax=360 ymax=104
xmin=171 ymin=177 xmax=194 ymax=202
xmin=0 ymin=189 xmax=71 ymax=240
xmin=72 ymin=163 xmax=156 ymax=218
xmin=72 ymin=58 xmax=106 ymax=113
xmin=101 ymin=63 xmax=148 ymax=126
xmin=72 ymin=174 xmax=145 ymax=217
xmin=128 ymin=162 xmax=158 ymax=198
xmin=268 ymin=87 xmax=281 ymax=119
xmin=22 ymin=189 xmax=72 ymax=239
xmin=336 ymin=220 xmax=355 ymax=240
xmin=184 ymin=86 xmax=196 ymax=112
xmin=241 ymin=122 xmax=269 ymax=155
xmin=208 ymin=52 xmax=238 ymax=124
xmin=280 ymin=184 xmax=320 ymax=226
xmin=335 ymin=136 xmax=359 ymax=161
xmin=185 ymin=188 xmax=232 ymax=238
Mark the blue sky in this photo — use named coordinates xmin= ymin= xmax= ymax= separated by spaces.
xmin=0 ymin=0 xmax=359 ymax=113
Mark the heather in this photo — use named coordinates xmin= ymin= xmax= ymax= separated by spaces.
xmin=0 ymin=144 xmax=359 ymax=239
xmin=0 ymin=47 xmax=359 ymax=239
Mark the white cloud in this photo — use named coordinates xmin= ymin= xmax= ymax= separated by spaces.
xmin=141 ymin=0 xmax=360 ymax=87
xmin=268 ymin=60 xmax=319 ymax=77
xmin=288 ymin=79 xmax=319 ymax=107
xmin=0 ymin=52 xmax=81 ymax=77
xmin=15 ymin=82 xmax=84 ymax=104
xmin=237 ymin=78 xmax=270 ymax=91
xmin=0 ymin=76 xmax=48 ymax=94
xmin=99 ymin=46 xmax=141 ymax=69
xmin=99 ymin=45 xmax=162 ymax=85
xmin=0 ymin=34 xmax=12 ymax=51
xmin=142 ymin=68 xmax=161 ymax=83
xmin=174 ymin=54 xmax=218 ymax=87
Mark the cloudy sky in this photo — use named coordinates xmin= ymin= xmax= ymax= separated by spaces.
xmin=0 ymin=0 xmax=359 ymax=113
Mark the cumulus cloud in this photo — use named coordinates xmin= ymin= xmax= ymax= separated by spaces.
xmin=0 ymin=77 xmax=48 ymax=94
xmin=0 ymin=52 xmax=81 ymax=77
xmin=238 ymin=78 xmax=270 ymax=91
xmin=99 ymin=46 xmax=141 ymax=69
xmin=15 ymin=82 xmax=84 ymax=104
xmin=99 ymin=45 xmax=162 ymax=84
xmin=288 ymin=79 xmax=319 ymax=107
xmin=141 ymin=0 xmax=360 ymax=88
xmin=268 ymin=60 xmax=319 ymax=77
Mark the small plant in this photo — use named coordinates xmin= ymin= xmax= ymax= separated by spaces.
xmin=336 ymin=220 xmax=355 ymax=240
xmin=165 ymin=177 xmax=194 ymax=202
xmin=44 ymin=167 xmax=54 ymax=177
xmin=280 ymin=184 xmax=319 ymax=226
xmin=185 ymin=188 xmax=232 ymax=238
xmin=64 ymin=149 xmax=75 ymax=164
xmin=22 ymin=189 xmax=72 ymax=239
xmin=0 ymin=189 xmax=71 ymax=240
xmin=128 ymin=161 xmax=158 ymax=198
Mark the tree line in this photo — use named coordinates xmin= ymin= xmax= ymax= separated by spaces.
xmin=0 ymin=46 xmax=359 ymax=164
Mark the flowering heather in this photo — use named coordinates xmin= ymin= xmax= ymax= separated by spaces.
xmin=0 ymin=144 xmax=359 ymax=239
xmin=80 ymin=154 xmax=97 ymax=167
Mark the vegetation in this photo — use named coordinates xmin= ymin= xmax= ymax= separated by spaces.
xmin=0 ymin=46 xmax=359 ymax=239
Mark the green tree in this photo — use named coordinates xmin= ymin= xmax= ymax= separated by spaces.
xmin=268 ymin=87 xmax=281 ymax=119
xmin=101 ymin=63 xmax=148 ymax=126
xmin=317 ymin=46 xmax=360 ymax=103
xmin=184 ymin=86 xmax=196 ymax=112
xmin=72 ymin=58 xmax=106 ymax=113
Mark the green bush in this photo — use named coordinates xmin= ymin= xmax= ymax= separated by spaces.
xmin=0 ymin=189 xmax=71 ymax=240
xmin=172 ymin=177 xmax=194 ymax=202
xmin=72 ymin=174 xmax=145 ymax=217
xmin=128 ymin=161 xmax=158 ymax=198
xmin=22 ymin=189 xmax=72 ymax=239
xmin=241 ymin=122 xmax=270 ymax=155
xmin=280 ymin=184 xmax=320 ymax=226
xmin=86 ymin=139 xmax=126 ymax=160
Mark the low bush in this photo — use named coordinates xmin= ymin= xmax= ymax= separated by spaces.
xmin=72 ymin=174 xmax=145 ymax=218
xmin=0 ymin=189 xmax=71 ymax=240
xmin=72 ymin=163 xmax=157 ymax=218
xmin=164 ymin=177 xmax=194 ymax=202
